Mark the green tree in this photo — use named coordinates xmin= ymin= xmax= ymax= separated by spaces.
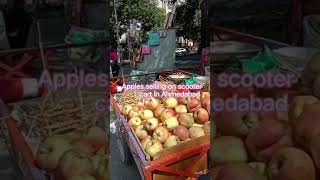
xmin=175 ymin=0 xmax=201 ymax=45
xmin=111 ymin=0 xmax=166 ymax=41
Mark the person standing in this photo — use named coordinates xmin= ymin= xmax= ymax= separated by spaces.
xmin=109 ymin=43 xmax=120 ymax=77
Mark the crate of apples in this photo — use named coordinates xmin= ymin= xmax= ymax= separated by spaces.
xmin=122 ymin=91 xmax=210 ymax=160
xmin=212 ymin=95 xmax=320 ymax=180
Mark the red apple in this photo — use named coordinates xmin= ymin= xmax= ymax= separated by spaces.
xmin=143 ymin=118 xmax=159 ymax=131
xmin=153 ymin=126 xmax=170 ymax=143
xmin=144 ymin=98 xmax=159 ymax=111
xmin=193 ymin=108 xmax=209 ymax=124
xmin=246 ymin=119 xmax=293 ymax=162
xmin=187 ymin=98 xmax=201 ymax=112
xmin=201 ymin=96 xmax=210 ymax=114
xmin=215 ymin=111 xmax=259 ymax=138
xmin=178 ymin=113 xmax=194 ymax=128
xmin=154 ymin=104 xmax=165 ymax=118
xmin=310 ymin=134 xmax=320 ymax=173
xmin=174 ymin=104 xmax=188 ymax=114
xmin=173 ymin=125 xmax=189 ymax=140
xmin=160 ymin=108 xmax=175 ymax=122
xmin=211 ymin=136 xmax=248 ymax=165
xmin=177 ymin=97 xmax=191 ymax=105
xmin=268 ymin=147 xmax=316 ymax=180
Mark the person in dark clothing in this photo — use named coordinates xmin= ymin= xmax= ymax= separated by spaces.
xmin=4 ymin=0 xmax=32 ymax=48
xmin=109 ymin=43 xmax=120 ymax=77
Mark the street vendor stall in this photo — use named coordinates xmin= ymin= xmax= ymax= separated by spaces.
xmin=110 ymin=69 xmax=210 ymax=180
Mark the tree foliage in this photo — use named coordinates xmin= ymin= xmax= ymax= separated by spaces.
xmin=111 ymin=0 xmax=166 ymax=42
xmin=175 ymin=0 xmax=201 ymax=44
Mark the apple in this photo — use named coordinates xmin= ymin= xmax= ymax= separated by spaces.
xmin=128 ymin=109 xmax=140 ymax=119
xmin=141 ymin=136 xmax=152 ymax=150
xmin=268 ymin=147 xmax=316 ymax=180
xmin=248 ymin=162 xmax=266 ymax=176
xmin=203 ymin=121 xmax=210 ymax=135
xmin=177 ymin=97 xmax=191 ymax=105
xmin=178 ymin=113 xmax=194 ymax=128
xmin=58 ymin=150 xmax=95 ymax=179
xmin=211 ymin=136 xmax=248 ymax=164
xmin=193 ymin=108 xmax=209 ymax=124
xmin=128 ymin=117 xmax=142 ymax=129
xmin=145 ymin=139 xmax=164 ymax=158
xmin=36 ymin=136 xmax=73 ymax=171
xmin=72 ymin=139 xmax=96 ymax=155
xmin=137 ymin=101 xmax=145 ymax=110
xmin=215 ymin=111 xmax=259 ymax=138
xmin=201 ymin=97 xmax=210 ymax=114
xmin=293 ymin=103 xmax=320 ymax=149
xmin=310 ymin=135 xmax=320 ymax=173
xmin=214 ymin=164 xmax=267 ymax=180
xmin=189 ymin=126 xmax=205 ymax=139
xmin=164 ymin=135 xmax=180 ymax=149
xmin=143 ymin=118 xmax=159 ymax=131
xmin=164 ymin=97 xmax=178 ymax=108
xmin=144 ymin=98 xmax=159 ymax=111
xmin=86 ymin=126 xmax=105 ymax=140
xmin=122 ymin=104 xmax=132 ymax=116
xmin=67 ymin=175 xmax=96 ymax=180
xmin=160 ymin=108 xmax=175 ymax=122
xmin=187 ymin=98 xmax=201 ymax=112
xmin=164 ymin=117 xmax=179 ymax=131
xmin=140 ymin=109 xmax=154 ymax=120
xmin=173 ymin=125 xmax=189 ymax=140
xmin=154 ymin=104 xmax=165 ymax=118
xmin=132 ymin=105 xmax=140 ymax=112
xmin=174 ymin=104 xmax=188 ymax=114
xmin=246 ymin=119 xmax=293 ymax=162
xmin=153 ymin=126 xmax=170 ymax=143
xmin=200 ymin=91 xmax=210 ymax=101
xmin=135 ymin=125 xmax=149 ymax=140
xmin=90 ymin=154 xmax=107 ymax=180
xmin=289 ymin=96 xmax=319 ymax=123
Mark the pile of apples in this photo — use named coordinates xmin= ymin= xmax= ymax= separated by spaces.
xmin=212 ymin=95 xmax=320 ymax=180
xmin=36 ymin=126 xmax=108 ymax=180
xmin=122 ymin=92 xmax=210 ymax=159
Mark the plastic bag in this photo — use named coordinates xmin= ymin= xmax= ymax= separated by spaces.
xmin=242 ymin=46 xmax=277 ymax=74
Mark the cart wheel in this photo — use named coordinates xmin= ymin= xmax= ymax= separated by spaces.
xmin=117 ymin=135 xmax=132 ymax=165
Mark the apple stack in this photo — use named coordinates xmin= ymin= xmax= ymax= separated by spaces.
xmin=212 ymin=95 xmax=320 ymax=180
xmin=122 ymin=91 xmax=210 ymax=159
xmin=35 ymin=126 xmax=109 ymax=180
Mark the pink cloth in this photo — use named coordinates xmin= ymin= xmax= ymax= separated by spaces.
xmin=110 ymin=50 xmax=119 ymax=63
